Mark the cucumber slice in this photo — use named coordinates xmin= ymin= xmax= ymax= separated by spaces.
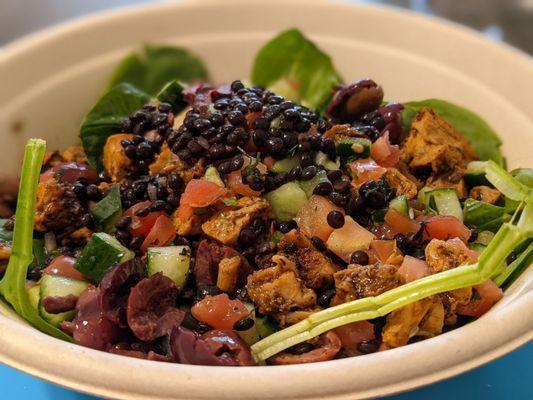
xmin=336 ymin=137 xmax=371 ymax=159
xmin=238 ymin=304 xmax=277 ymax=345
xmin=389 ymin=195 xmax=410 ymax=216
xmin=27 ymin=285 xmax=40 ymax=310
xmin=423 ymin=188 xmax=463 ymax=221
xmin=464 ymin=161 xmax=491 ymax=187
xmin=475 ymin=230 xmax=495 ymax=245
xmin=147 ymin=246 xmax=191 ymax=289
xmin=255 ymin=315 xmax=278 ymax=339
xmin=314 ymin=151 xmax=340 ymax=171
xmin=74 ymin=233 xmax=134 ymax=282
xmin=39 ymin=275 xmax=88 ymax=326
xmin=265 ymin=182 xmax=308 ymax=221
xmin=468 ymin=242 xmax=487 ymax=255
xmin=204 ymin=166 xmax=225 ymax=187
xmin=91 ymin=185 xmax=122 ymax=233
xmin=271 ymin=156 xmax=299 ymax=174
xmin=298 ymin=170 xmax=330 ymax=198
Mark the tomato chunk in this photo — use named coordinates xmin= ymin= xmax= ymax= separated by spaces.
xmin=384 ymin=208 xmax=420 ymax=235
xmin=334 ymin=321 xmax=375 ymax=351
xmin=370 ymin=132 xmax=400 ymax=167
xmin=457 ymin=279 xmax=503 ymax=317
xmin=41 ymin=255 xmax=87 ymax=281
xmin=191 ymin=294 xmax=250 ymax=330
xmin=181 ymin=179 xmax=229 ymax=208
xmin=370 ymin=240 xmax=396 ymax=263
xmin=124 ymin=201 xmax=164 ymax=237
xmin=326 ymin=216 xmax=375 ymax=263
xmin=347 ymin=158 xmax=386 ymax=187
xmin=422 ymin=215 xmax=471 ymax=243
xmin=296 ymin=195 xmax=344 ymax=242
xmin=140 ymin=215 xmax=176 ymax=253
xmin=397 ymin=255 xmax=430 ymax=283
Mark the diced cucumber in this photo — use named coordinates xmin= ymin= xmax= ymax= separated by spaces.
xmin=298 ymin=170 xmax=330 ymax=198
xmin=475 ymin=230 xmax=495 ymax=246
xmin=238 ymin=304 xmax=278 ymax=345
xmin=255 ymin=315 xmax=278 ymax=339
xmin=39 ymin=275 xmax=88 ymax=326
xmin=204 ymin=166 xmax=225 ymax=187
xmin=74 ymin=233 xmax=134 ymax=282
xmin=271 ymin=156 xmax=299 ymax=174
xmin=27 ymin=285 xmax=40 ymax=309
xmin=314 ymin=151 xmax=340 ymax=171
xmin=147 ymin=246 xmax=191 ymax=289
xmin=389 ymin=195 xmax=410 ymax=216
xmin=464 ymin=161 xmax=491 ymax=186
xmin=463 ymin=198 xmax=511 ymax=232
xmin=422 ymin=188 xmax=463 ymax=221
xmin=91 ymin=185 xmax=122 ymax=233
xmin=336 ymin=137 xmax=372 ymax=160
xmin=265 ymin=182 xmax=308 ymax=221
xmin=468 ymin=242 xmax=487 ymax=255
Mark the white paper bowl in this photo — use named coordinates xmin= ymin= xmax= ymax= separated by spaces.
xmin=0 ymin=1 xmax=531 ymax=399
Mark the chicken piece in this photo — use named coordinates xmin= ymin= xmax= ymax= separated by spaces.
xmin=43 ymin=151 xmax=66 ymax=168
xmin=216 ymin=256 xmax=241 ymax=293
xmin=34 ymin=179 xmax=84 ymax=232
xmin=323 ymin=124 xmax=362 ymax=141
xmin=278 ymin=229 xmax=341 ymax=289
xmin=247 ymin=255 xmax=317 ymax=314
xmin=149 ymin=143 xmax=205 ymax=183
xmin=0 ymin=244 xmax=11 ymax=260
xmin=381 ymin=296 xmax=444 ymax=348
xmin=62 ymin=146 xmax=88 ymax=164
xmin=103 ymin=134 xmax=136 ymax=182
xmin=61 ymin=227 xmax=92 ymax=246
xmin=172 ymin=207 xmax=211 ymax=236
xmin=201 ymin=197 xmax=270 ymax=246
xmin=470 ymin=186 xmax=501 ymax=205
xmin=332 ymin=263 xmax=402 ymax=305
xmin=401 ymin=108 xmax=476 ymax=182
xmin=384 ymin=168 xmax=418 ymax=199
xmin=426 ymin=175 xmax=468 ymax=198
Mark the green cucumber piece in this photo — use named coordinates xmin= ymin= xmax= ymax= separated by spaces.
xmin=204 ymin=166 xmax=225 ymax=187
xmin=314 ymin=151 xmax=339 ymax=171
xmin=39 ymin=275 xmax=88 ymax=326
xmin=255 ymin=315 xmax=278 ymax=339
xmin=91 ymin=185 xmax=122 ymax=233
xmin=271 ymin=156 xmax=299 ymax=174
xmin=389 ymin=195 xmax=409 ymax=216
xmin=475 ymin=230 xmax=495 ymax=246
xmin=463 ymin=198 xmax=511 ymax=232
xmin=298 ymin=170 xmax=330 ymax=198
xmin=147 ymin=246 xmax=191 ymax=289
xmin=464 ymin=161 xmax=491 ymax=187
xmin=74 ymin=233 xmax=134 ymax=282
xmin=467 ymin=242 xmax=487 ymax=255
xmin=27 ymin=285 xmax=40 ymax=310
xmin=422 ymin=188 xmax=463 ymax=221
xmin=336 ymin=137 xmax=371 ymax=159
xmin=265 ymin=182 xmax=308 ymax=221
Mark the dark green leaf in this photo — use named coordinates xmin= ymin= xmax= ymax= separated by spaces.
xmin=156 ymin=80 xmax=188 ymax=114
xmin=108 ymin=45 xmax=208 ymax=95
xmin=29 ymin=239 xmax=46 ymax=270
xmin=463 ymin=198 xmax=511 ymax=232
xmin=80 ymin=83 xmax=151 ymax=170
xmin=402 ymin=99 xmax=504 ymax=165
xmin=251 ymin=29 xmax=342 ymax=113
xmin=91 ymin=185 xmax=122 ymax=233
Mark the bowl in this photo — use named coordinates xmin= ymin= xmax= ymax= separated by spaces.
xmin=0 ymin=1 xmax=532 ymax=399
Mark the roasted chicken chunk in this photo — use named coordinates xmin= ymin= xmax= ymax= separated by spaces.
xmin=149 ymin=143 xmax=205 ymax=183
xmin=102 ymin=134 xmax=137 ymax=182
xmin=470 ymin=185 xmax=501 ymax=205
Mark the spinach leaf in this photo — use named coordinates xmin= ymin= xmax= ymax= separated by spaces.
xmin=251 ymin=29 xmax=342 ymax=113
xmin=156 ymin=80 xmax=188 ymax=113
xmin=91 ymin=185 xmax=122 ymax=233
xmin=108 ymin=45 xmax=208 ymax=95
xmin=402 ymin=99 xmax=504 ymax=165
xmin=0 ymin=139 xmax=72 ymax=341
xmin=29 ymin=239 xmax=46 ymax=270
xmin=80 ymin=83 xmax=151 ymax=170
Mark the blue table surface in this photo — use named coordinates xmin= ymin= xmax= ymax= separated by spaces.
xmin=1 ymin=343 xmax=531 ymax=399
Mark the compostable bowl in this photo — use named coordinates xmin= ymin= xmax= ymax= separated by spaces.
xmin=0 ymin=1 xmax=532 ymax=399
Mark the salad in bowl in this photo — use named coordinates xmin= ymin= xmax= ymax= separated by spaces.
xmin=0 ymin=29 xmax=531 ymax=367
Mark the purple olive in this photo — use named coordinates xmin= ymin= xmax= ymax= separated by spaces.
xmin=327 ymin=79 xmax=384 ymax=122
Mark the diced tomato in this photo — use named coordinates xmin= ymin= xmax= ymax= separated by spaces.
xmin=397 ymin=255 xmax=430 ymax=283
xmin=227 ymin=170 xmax=261 ymax=197
xmin=326 ymin=216 xmax=375 ymax=263
xmin=384 ymin=208 xmax=421 ymax=235
xmin=296 ymin=195 xmax=345 ymax=242
xmin=370 ymin=240 xmax=396 ymax=263
xmin=456 ymin=279 xmax=503 ymax=317
xmin=180 ymin=179 xmax=229 ymax=208
xmin=422 ymin=215 xmax=471 ymax=243
xmin=262 ymin=156 xmax=276 ymax=170
xmin=334 ymin=321 xmax=375 ymax=351
xmin=348 ymin=158 xmax=386 ymax=187
xmin=124 ymin=201 xmax=165 ymax=237
xmin=140 ymin=215 xmax=176 ymax=253
xmin=245 ymin=111 xmax=261 ymax=130
xmin=41 ymin=255 xmax=87 ymax=281
xmin=191 ymin=293 xmax=250 ymax=330
xmin=370 ymin=132 xmax=400 ymax=167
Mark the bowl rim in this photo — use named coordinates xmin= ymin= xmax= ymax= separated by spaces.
xmin=0 ymin=1 xmax=532 ymax=399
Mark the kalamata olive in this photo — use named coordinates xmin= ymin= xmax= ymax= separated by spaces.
xmin=327 ymin=79 xmax=384 ymax=122
xmin=378 ymin=102 xmax=404 ymax=144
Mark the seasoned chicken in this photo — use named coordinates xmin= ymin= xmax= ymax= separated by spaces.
xmin=216 ymin=256 xmax=241 ymax=293
xmin=34 ymin=179 xmax=84 ymax=232
xmin=384 ymin=168 xmax=418 ymax=199
xmin=171 ymin=207 xmax=211 ymax=236
xmin=470 ymin=185 xmax=501 ymax=205
xmin=381 ymin=296 xmax=444 ymax=348
xmin=401 ymin=108 xmax=476 ymax=183
xmin=149 ymin=143 xmax=205 ymax=183
xmin=278 ymin=229 xmax=341 ymax=289
xmin=62 ymin=146 xmax=88 ymax=164
xmin=426 ymin=175 xmax=468 ymax=198
xmin=247 ymin=255 xmax=317 ymax=314
xmin=332 ymin=263 xmax=402 ymax=305
xmin=103 ymin=134 xmax=136 ymax=182
xmin=201 ymin=197 xmax=270 ymax=246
